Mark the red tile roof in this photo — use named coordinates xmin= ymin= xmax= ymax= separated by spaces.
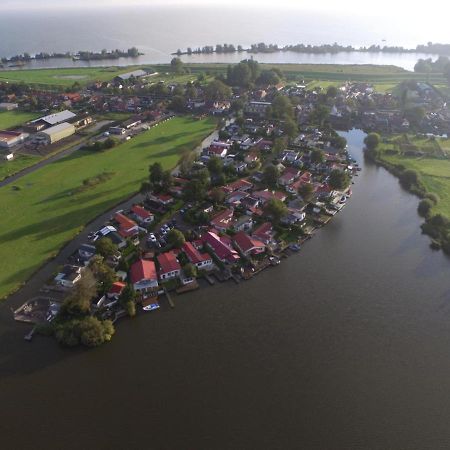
xmin=130 ymin=259 xmax=157 ymax=284
xmin=157 ymin=251 xmax=181 ymax=275
xmin=253 ymin=190 xmax=287 ymax=202
xmin=252 ymin=222 xmax=274 ymax=243
xmin=108 ymin=281 xmax=126 ymax=296
xmin=131 ymin=205 xmax=152 ymax=220
xmin=210 ymin=209 xmax=235 ymax=230
xmin=115 ymin=213 xmax=138 ymax=230
xmin=182 ymin=242 xmax=211 ymax=265
xmin=203 ymin=231 xmax=239 ymax=262
xmin=233 ymin=231 xmax=265 ymax=255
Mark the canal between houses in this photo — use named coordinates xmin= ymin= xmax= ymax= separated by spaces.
xmin=1 ymin=129 xmax=450 ymax=450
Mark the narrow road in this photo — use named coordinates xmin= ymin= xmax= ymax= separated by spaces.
xmin=0 ymin=140 xmax=88 ymax=188
xmin=2 ymin=121 xmax=222 ymax=311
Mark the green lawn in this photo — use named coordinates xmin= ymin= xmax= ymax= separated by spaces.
xmin=0 ymin=110 xmax=39 ymax=129
xmin=0 ymin=154 xmax=40 ymax=180
xmin=379 ymin=137 xmax=450 ymax=217
xmin=0 ymin=66 xmax=143 ymax=87
xmin=0 ymin=116 xmax=216 ymax=299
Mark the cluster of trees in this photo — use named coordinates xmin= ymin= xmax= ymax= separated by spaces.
xmin=54 ymin=269 xmax=115 ymax=347
xmin=176 ymin=44 xmax=245 ymax=55
xmin=328 ymin=169 xmax=350 ymax=191
xmin=225 ymin=60 xmax=284 ymax=89
xmin=82 ymin=137 xmax=118 ymax=152
xmin=414 ymin=56 xmax=450 ymax=81
xmin=140 ymin=162 xmax=174 ymax=196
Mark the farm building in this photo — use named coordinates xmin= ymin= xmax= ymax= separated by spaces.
xmin=35 ymin=122 xmax=75 ymax=145
xmin=0 ymin=130 xmax=27 ymax=148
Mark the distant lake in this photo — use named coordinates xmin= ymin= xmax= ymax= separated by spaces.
xmin=0 ymin=6 xmax=440 ymax=71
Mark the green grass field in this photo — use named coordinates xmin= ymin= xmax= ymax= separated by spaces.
xmin=0 ymin=116 xmax=216 ymax=299
xmin=379 ymin=136 xmax=450 ymax=217
xmin=0 ymin=154 xmax=40 ymax=180
xmin=0 ymin=110 xmax=39 ymax=129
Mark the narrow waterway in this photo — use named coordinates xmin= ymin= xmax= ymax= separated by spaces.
xmin=1 ymin=129 xmax=450 ymax=450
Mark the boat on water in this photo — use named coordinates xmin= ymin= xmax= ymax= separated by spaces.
xmin=288 ymin=243 xmax=301 ymax=252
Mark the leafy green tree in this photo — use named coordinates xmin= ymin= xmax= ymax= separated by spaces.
xmin=264 ymin=198 xmax=288 ymax=224
xmin=326 ymin=85 xmax=338 ymax=98
xmin=418 ymin=199 xmax=433 ymax=217
xmin=328 ymin=169 xmax=350 ymax=191
xmin=405 ymin=106 xmax=425 ymax=127
xmin=204 ymin=79 xmax=232 ymax=102
xmin=271 ymin=95 xmax=294 ymax=119
xmin=309 ymin=104 xmax=330 ymax=126
xmin=183 ymin=263 xmax=198 ymax=278
xmin=283 ymin=118 xmax=298 ymax=138
xmin=169 ymin=95 xmax=187 ymax=112
xmin=167 ymin=228 xmax=186 ymax=248
xmin=364 ymin=132 xmax=381 ymax=151
xmin=149 ymin=162 xmax=164 ymax=185
xmin=140 ymin=181 xmax=152 ymax=197
xmin=256 ymin=69 xmax=281 ymax=86
xmin=207 ymin=156 xmax=224 ymax=175
xmin=95 ymin=238 xmax=117 ymax=259
xmin=90 ymin=255 xmax=116 ymax=294
xmin=298 ymin=183 xmax=315 ymax=202
xmin=263 ymin=164 xmax=280 ymax=187
xmin=59 ymin=269 xmax=97 ymax=319
xmin=210 ymin=187 xmax=226 ymax=204
xmin=273 ymin=136 xmax=287 ymax=156
xmin=310 ymin=148 xmax=325 ymax=164
xmin=171 ymin=57 xmax=184 ymax=74
xmin=161 ymin=170 xmax=174 ymax=192
xmin=184 ymin=179 xmax=207 ymax=202
xmin=400 ymin=169 xmax=421 ymax=189
xmin=119 ymin=284 xmax=137 ymax=317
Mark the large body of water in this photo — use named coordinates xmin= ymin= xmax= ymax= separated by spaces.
xmin=2 ymin=130 xmax=450 ymax=449
xmin=0 ymin=7 xmax=442 ymax=71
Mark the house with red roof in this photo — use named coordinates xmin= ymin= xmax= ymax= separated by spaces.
xmin=182 ymin=242 xmax=213 ymax=269
xmin=278 ymin=167 xmax=300 ymax=186
xmin=149 ymin=193 xmax=174 ymax=206
xmin=131 ymin=205 xmax=154 ymax=225
xmin=286 ymin=172 xmax=312 ymax=195
xmin=207 ymin=141 xmax=231 ymax=158
xmin=157 ymin=251 xmax=181 ymax=281
xmin=223 ymin=178 xmax=253 ymax=194
xmin=130 ymin=259 xmax=158 ymax=292
xmin=203 ymin=231 xmax=240 ymax=264
xmin=107 ymin=281 xmax=126 ymax=300
xmin=252 ymin=222 xmax=275 ymax=245
xmin=210 ymin=208 xmax=235 ymax=232
xmin=114 ymin=212 xmax=139 ymax=238
xmin=253 ymin=190 xmax=287 ymax=204
xmin=233 ymin=231 xmax=266 ymax=257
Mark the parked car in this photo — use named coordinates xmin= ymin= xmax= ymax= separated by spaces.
xmin=147 ymin=233 xmax=157 ymax=243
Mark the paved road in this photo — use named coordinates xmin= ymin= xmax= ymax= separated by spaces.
xmin=3 ymin=122 xmax=221 ymax=311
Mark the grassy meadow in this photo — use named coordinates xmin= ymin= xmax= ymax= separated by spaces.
xmin=0 ymin=116 xmax=216 ymax=299
xmin=0 ymin=110 xmax=39 ymax=129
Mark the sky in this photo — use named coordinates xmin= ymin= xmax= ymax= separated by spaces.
xmin=2 ymin=0 xmax=448 ymax=13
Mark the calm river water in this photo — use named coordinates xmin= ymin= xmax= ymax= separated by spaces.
xmin=2 ymin=129 xmax=450 ymax=449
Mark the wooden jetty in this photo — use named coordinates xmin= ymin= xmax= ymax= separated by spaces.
xmin=164 ymin=289 xmax=175 ymax=308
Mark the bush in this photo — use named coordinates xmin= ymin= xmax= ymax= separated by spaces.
xmin=418 ymin=199 xmax=433 ymax=217
xmin=425 ymin=192 xmax=440 ymax=205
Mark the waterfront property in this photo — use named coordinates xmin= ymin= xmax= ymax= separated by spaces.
xmin=0 ymin=116 xmax=216 ymax=299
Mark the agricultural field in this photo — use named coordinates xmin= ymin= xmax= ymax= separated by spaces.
xmin=0 ymin=110 xmax=39 ymax=129
xmin=0 ymin=116 xmax=216 ymax=299
xmin=0 ymin=66 xmax=143 ymax=87
xmin=379 ymin=135 xmax=450 ymax=217
xmin=0 ymin=154 xmax=40 ymax=181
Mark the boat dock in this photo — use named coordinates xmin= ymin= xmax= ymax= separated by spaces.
xmin=165 ymin=289 xmax=175 ymax=308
